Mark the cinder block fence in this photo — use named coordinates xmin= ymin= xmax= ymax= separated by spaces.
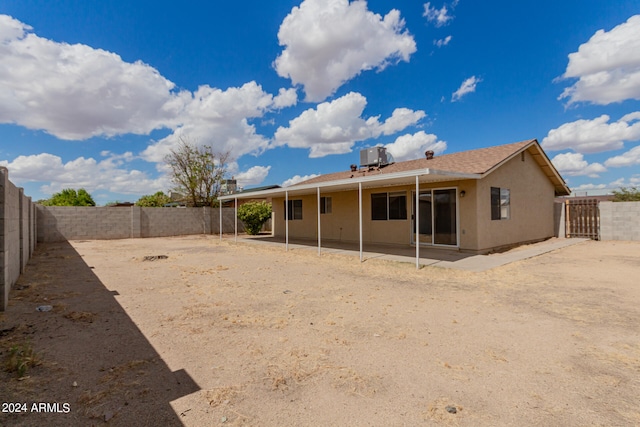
xmin=599 ymin=201 xmax=640 ymax=241
xmin=1 ymin=167 xmax=37 ymax=311
xmin=35 ymin=205 xmax=261 ymax=242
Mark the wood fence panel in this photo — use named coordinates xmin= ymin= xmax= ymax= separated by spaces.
xmin=565 ymin=199 xmax=600 ymax=240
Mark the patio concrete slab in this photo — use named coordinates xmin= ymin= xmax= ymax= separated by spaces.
xmin=231 ymin=235 xmax=589 ymax=272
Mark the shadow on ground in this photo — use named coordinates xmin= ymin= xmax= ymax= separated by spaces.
xmin=0 ymin=241 xmax=199 ymax=426
xmin=239 ymin=234 xmax=475 ymax=264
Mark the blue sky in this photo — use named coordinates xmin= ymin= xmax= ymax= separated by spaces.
xmin=1 ymin=0 xmax=639 ymax=204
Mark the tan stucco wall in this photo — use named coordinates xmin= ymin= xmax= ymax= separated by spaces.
xmin=273 ymin=149 xmax=556 ymax=252
xmin=473 ymin=148 xmax=556 ymax=252
xmin=274 ymin=180 xmax=474 ymax=247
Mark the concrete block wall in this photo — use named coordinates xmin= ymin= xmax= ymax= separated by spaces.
xmin=19 ymin=189 xmax=31 ymax=273
xmin=1 ymin=167 xmax=37 ymax=311
xmin=36 ymin=206 xmax=254 ymax=242
xmin=140 ymin=207 xmax=214 ymax=237
xmin=37 ymin=206 xmax=131 ymax=241
xmin=599 ymin=201 xmax=640 ymax=241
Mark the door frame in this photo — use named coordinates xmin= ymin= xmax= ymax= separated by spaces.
xmin=411 ymin=186 xmax=460 ymax=248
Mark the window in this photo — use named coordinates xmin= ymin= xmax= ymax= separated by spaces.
xmin=491 ymin=187 xmax=510 ymax=220
xmin=371 ymin=192 xmax=407 ymax=220
xmin=320 ymin=196 xmax=332 ymax=214
xmin=284 ymin=199 xmax=303 ymax=220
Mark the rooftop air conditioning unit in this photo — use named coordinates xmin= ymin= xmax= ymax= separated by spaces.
xmin=360 ymin=147 xmax=391 ymax=168
xmin=221 ymin=179 xmax=237 ymax=195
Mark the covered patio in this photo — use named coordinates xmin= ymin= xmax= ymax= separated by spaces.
xmin=218 ymin=167 xmax=480 ymax=269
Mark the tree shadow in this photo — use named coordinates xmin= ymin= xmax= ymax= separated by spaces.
xmin=0 ymin=240 xmax=199 ymax=426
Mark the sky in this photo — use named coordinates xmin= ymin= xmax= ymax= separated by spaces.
xmin=1 ymin=0 xmax=639 ymax=204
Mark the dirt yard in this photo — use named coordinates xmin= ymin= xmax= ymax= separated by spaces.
xmin=1 ymin=236 xmax=639 ymax=426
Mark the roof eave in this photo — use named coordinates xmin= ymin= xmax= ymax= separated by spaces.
xmin=481 ymin=139 xmax=571 ymax=197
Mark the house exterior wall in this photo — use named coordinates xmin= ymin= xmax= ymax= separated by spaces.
xmin=273 ymin=148 xmax=557 ymax=253
xmin=474 ymin=148 xmax=556 ymax=252
xmin=273 ymin=179 xmax=479 ymax=248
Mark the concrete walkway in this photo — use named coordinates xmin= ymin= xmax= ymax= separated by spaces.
xmin=230 ymin=235 xmax=589 ymax=272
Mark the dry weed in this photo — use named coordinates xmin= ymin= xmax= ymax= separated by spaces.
xmin=330 ymin=367 xmax=380 ymax=397
xmin=63 ymin=311 xmax=96 ymax=323
xmin=205 ymin=386 xmax=243 ymax=407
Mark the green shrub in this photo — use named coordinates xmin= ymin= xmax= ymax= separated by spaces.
xmin=237 ymin=201 xmax=272 ymax=235
xmin=136 ymin=191 xmax=172 ymax=207
xmin=4 ymin=342 xmax=41 ymax=378
xmin=612 ymin=186 xmax=640 ymax=202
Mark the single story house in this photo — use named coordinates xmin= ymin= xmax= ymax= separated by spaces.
xmin=219 ymin=139 xmax=570 ymax=258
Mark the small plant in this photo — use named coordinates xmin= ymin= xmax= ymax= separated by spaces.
xmin=237 ymin=201 xmax=272 ymax=235
xmin=4 ymin=342 xmax=41 ymax=378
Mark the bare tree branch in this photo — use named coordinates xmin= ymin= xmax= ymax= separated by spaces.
xmin=164 ymin=136 xmax=229 ymax=207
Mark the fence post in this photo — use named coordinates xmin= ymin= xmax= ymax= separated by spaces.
xmin=565 ymin=199 xmax=570 ymax=238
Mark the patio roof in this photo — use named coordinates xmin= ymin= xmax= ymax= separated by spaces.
xmin=219 ymin=167 xmax=480 ymax=201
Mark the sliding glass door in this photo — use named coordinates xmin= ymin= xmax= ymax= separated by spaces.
xmin=412 ymin=188 xmax=457 ymax=246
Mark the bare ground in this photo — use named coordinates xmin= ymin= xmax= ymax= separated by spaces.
xmin=1 ymin=236 xmax=639 ymax=426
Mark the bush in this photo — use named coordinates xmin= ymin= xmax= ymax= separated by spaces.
xmin=40 ymin=188 xmax=95 ymax=206
xmin=237 ymin=201 xmax=272 ymax=235
xmin=612 ymin=186 xmax=640 ymax=202
xmin=136 ymin=191 xmax=172 ymax=207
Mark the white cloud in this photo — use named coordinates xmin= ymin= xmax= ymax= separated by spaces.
xmin=233 ymin=166 xmax=272 ymax=187
xmin=273 ymin=88 xmax=298 ymax=109
xmin=282 ymin=174 xmax=320 ymax=187
xmin=434 ymin=35 xmax=452 ymax=48
xmin=0 ymin=15 xmax=292 ymax=163
xmin=273 ymin=92 xmax=425 ymax=158
xmin=274 ymin=0 xmax=416 ymax=102
xmin=0 ymin=152 xmax=170 ymax=196
xmin=141 ymin=82 xmax=284 ymax=162
xmin=423 ymin=2 xmax=453 ymax=27
xmin=559 ymin=15 xmax=640 ymax=105
xmin=0 ymin=14 xmax=183 ymax=140
xmin=0 ymin=14 xmax=31 ymax=41
xmin=378 ymin=108 xmax=426 ymax=136
xmin=541 ymin=113 xmax=640 ymax=153
xmin=604 ymin=144 xmax=640 ymax=167
xmin=384 ymin=131 xmax=447 ymax=162
xmin=550 ymin=152 xmax=606 ymax=178
xmin=452 ymin=76 xmax=481 ymax=102
xmin=572 ymin=183 xmax=607 ymax=191
xmin=571 ymin=176 xmax=640 ymax=194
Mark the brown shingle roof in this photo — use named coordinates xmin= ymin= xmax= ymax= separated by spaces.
xmin=296 ymin=139 xmax=535 ymax=186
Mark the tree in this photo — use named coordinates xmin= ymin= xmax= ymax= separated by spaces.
xmin=164 ymin=138 xmax=229 ymax=207
xmin=135 ymin=191 xmax=172 ymax=207
xmin=237 ymin=201 xmax=272 ymax=235
xmin=612 ymin=186 xmax=640 ymax=202
xmin=40 ymin=188 xmax=96 ymax=206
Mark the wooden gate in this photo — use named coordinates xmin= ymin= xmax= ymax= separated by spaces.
xmin=565 ymin=199 xmax=600 ymax=240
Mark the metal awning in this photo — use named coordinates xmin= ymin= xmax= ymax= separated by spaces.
xmin=218 ymin=168 xmax=481 ymax=201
